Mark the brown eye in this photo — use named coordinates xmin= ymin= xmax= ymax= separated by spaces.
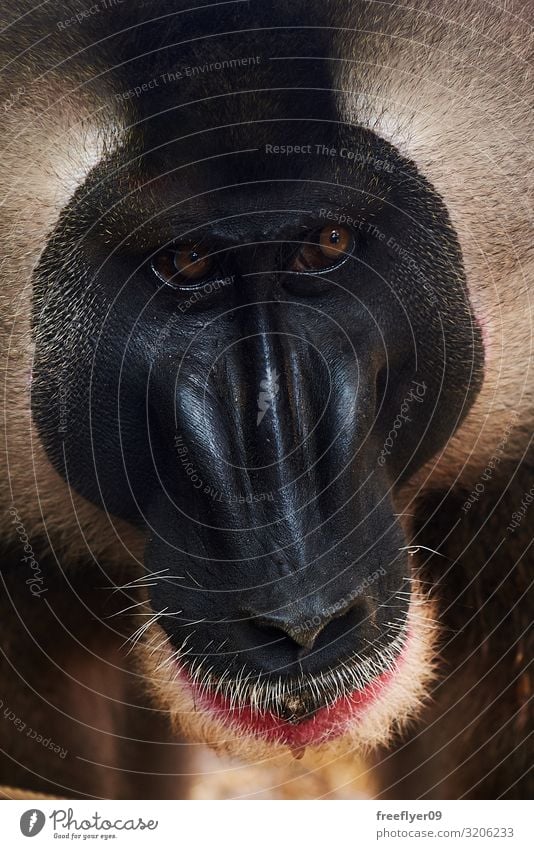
xmin=152 ymin=243 xmax=213 ymax=287
xmin=290 ymin=225 xmax=353 ymax=273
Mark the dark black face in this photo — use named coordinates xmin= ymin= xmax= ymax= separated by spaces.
xmin=31 ymin=1 xmax=483 ymax=725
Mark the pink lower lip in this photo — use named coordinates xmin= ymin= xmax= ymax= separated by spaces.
xmin=180 ymin=645 xmax=406 ymax=748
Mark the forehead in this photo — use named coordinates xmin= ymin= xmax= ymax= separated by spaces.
xmin=74 ymin=1 xmax=340 ymax=106
xmin=34 ymin=1 xmax=395 ymax=243
xmin=108 ymin=4 xmax=342 ymax=163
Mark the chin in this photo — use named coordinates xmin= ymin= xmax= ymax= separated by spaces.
xmin=138 ymin=586 xmax=436 ymax=764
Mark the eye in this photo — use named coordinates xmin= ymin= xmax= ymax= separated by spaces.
xmin=289 ymin=225 xmax=353 ymax=273
xmin=151 ymin=243 xmax=214 ymax=287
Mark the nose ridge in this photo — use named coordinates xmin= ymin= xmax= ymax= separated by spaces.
xmin=166 ymin=328 xmax=338 ymax=520
xmin=227 ymin=330 xmax=328 ymax=469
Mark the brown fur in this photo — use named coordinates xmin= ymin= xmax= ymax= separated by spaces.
xmin=376 ymin=460 xmax=534 ymax=798
xmin=0 ymin=558 xmax=192 ymax=798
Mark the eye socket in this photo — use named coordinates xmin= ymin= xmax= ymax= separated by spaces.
xmin=151 ymin=243 xmax=214 ymax=287
xmin=290 ymin=225 xmax=353 ymax=273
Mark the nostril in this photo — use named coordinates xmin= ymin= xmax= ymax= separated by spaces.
xmin=251 ymin=615 xmax=323 ymax=651
xmin=311 ymin=604 xmax=364 ymax=653
xmin=246 ymin=601 xmax=365 ymax=654
xmin=253 ymin=623 xmax=304 ymax=655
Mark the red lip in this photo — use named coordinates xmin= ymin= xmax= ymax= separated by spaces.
xmin=180 ymin=646 xmax=406 ymax=748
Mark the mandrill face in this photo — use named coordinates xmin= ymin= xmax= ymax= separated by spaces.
xmin=28 ymin=3 xmax=483 ymax=759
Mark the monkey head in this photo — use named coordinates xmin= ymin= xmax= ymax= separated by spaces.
xmin=18 ymin=2 xmax=487 ymax=760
